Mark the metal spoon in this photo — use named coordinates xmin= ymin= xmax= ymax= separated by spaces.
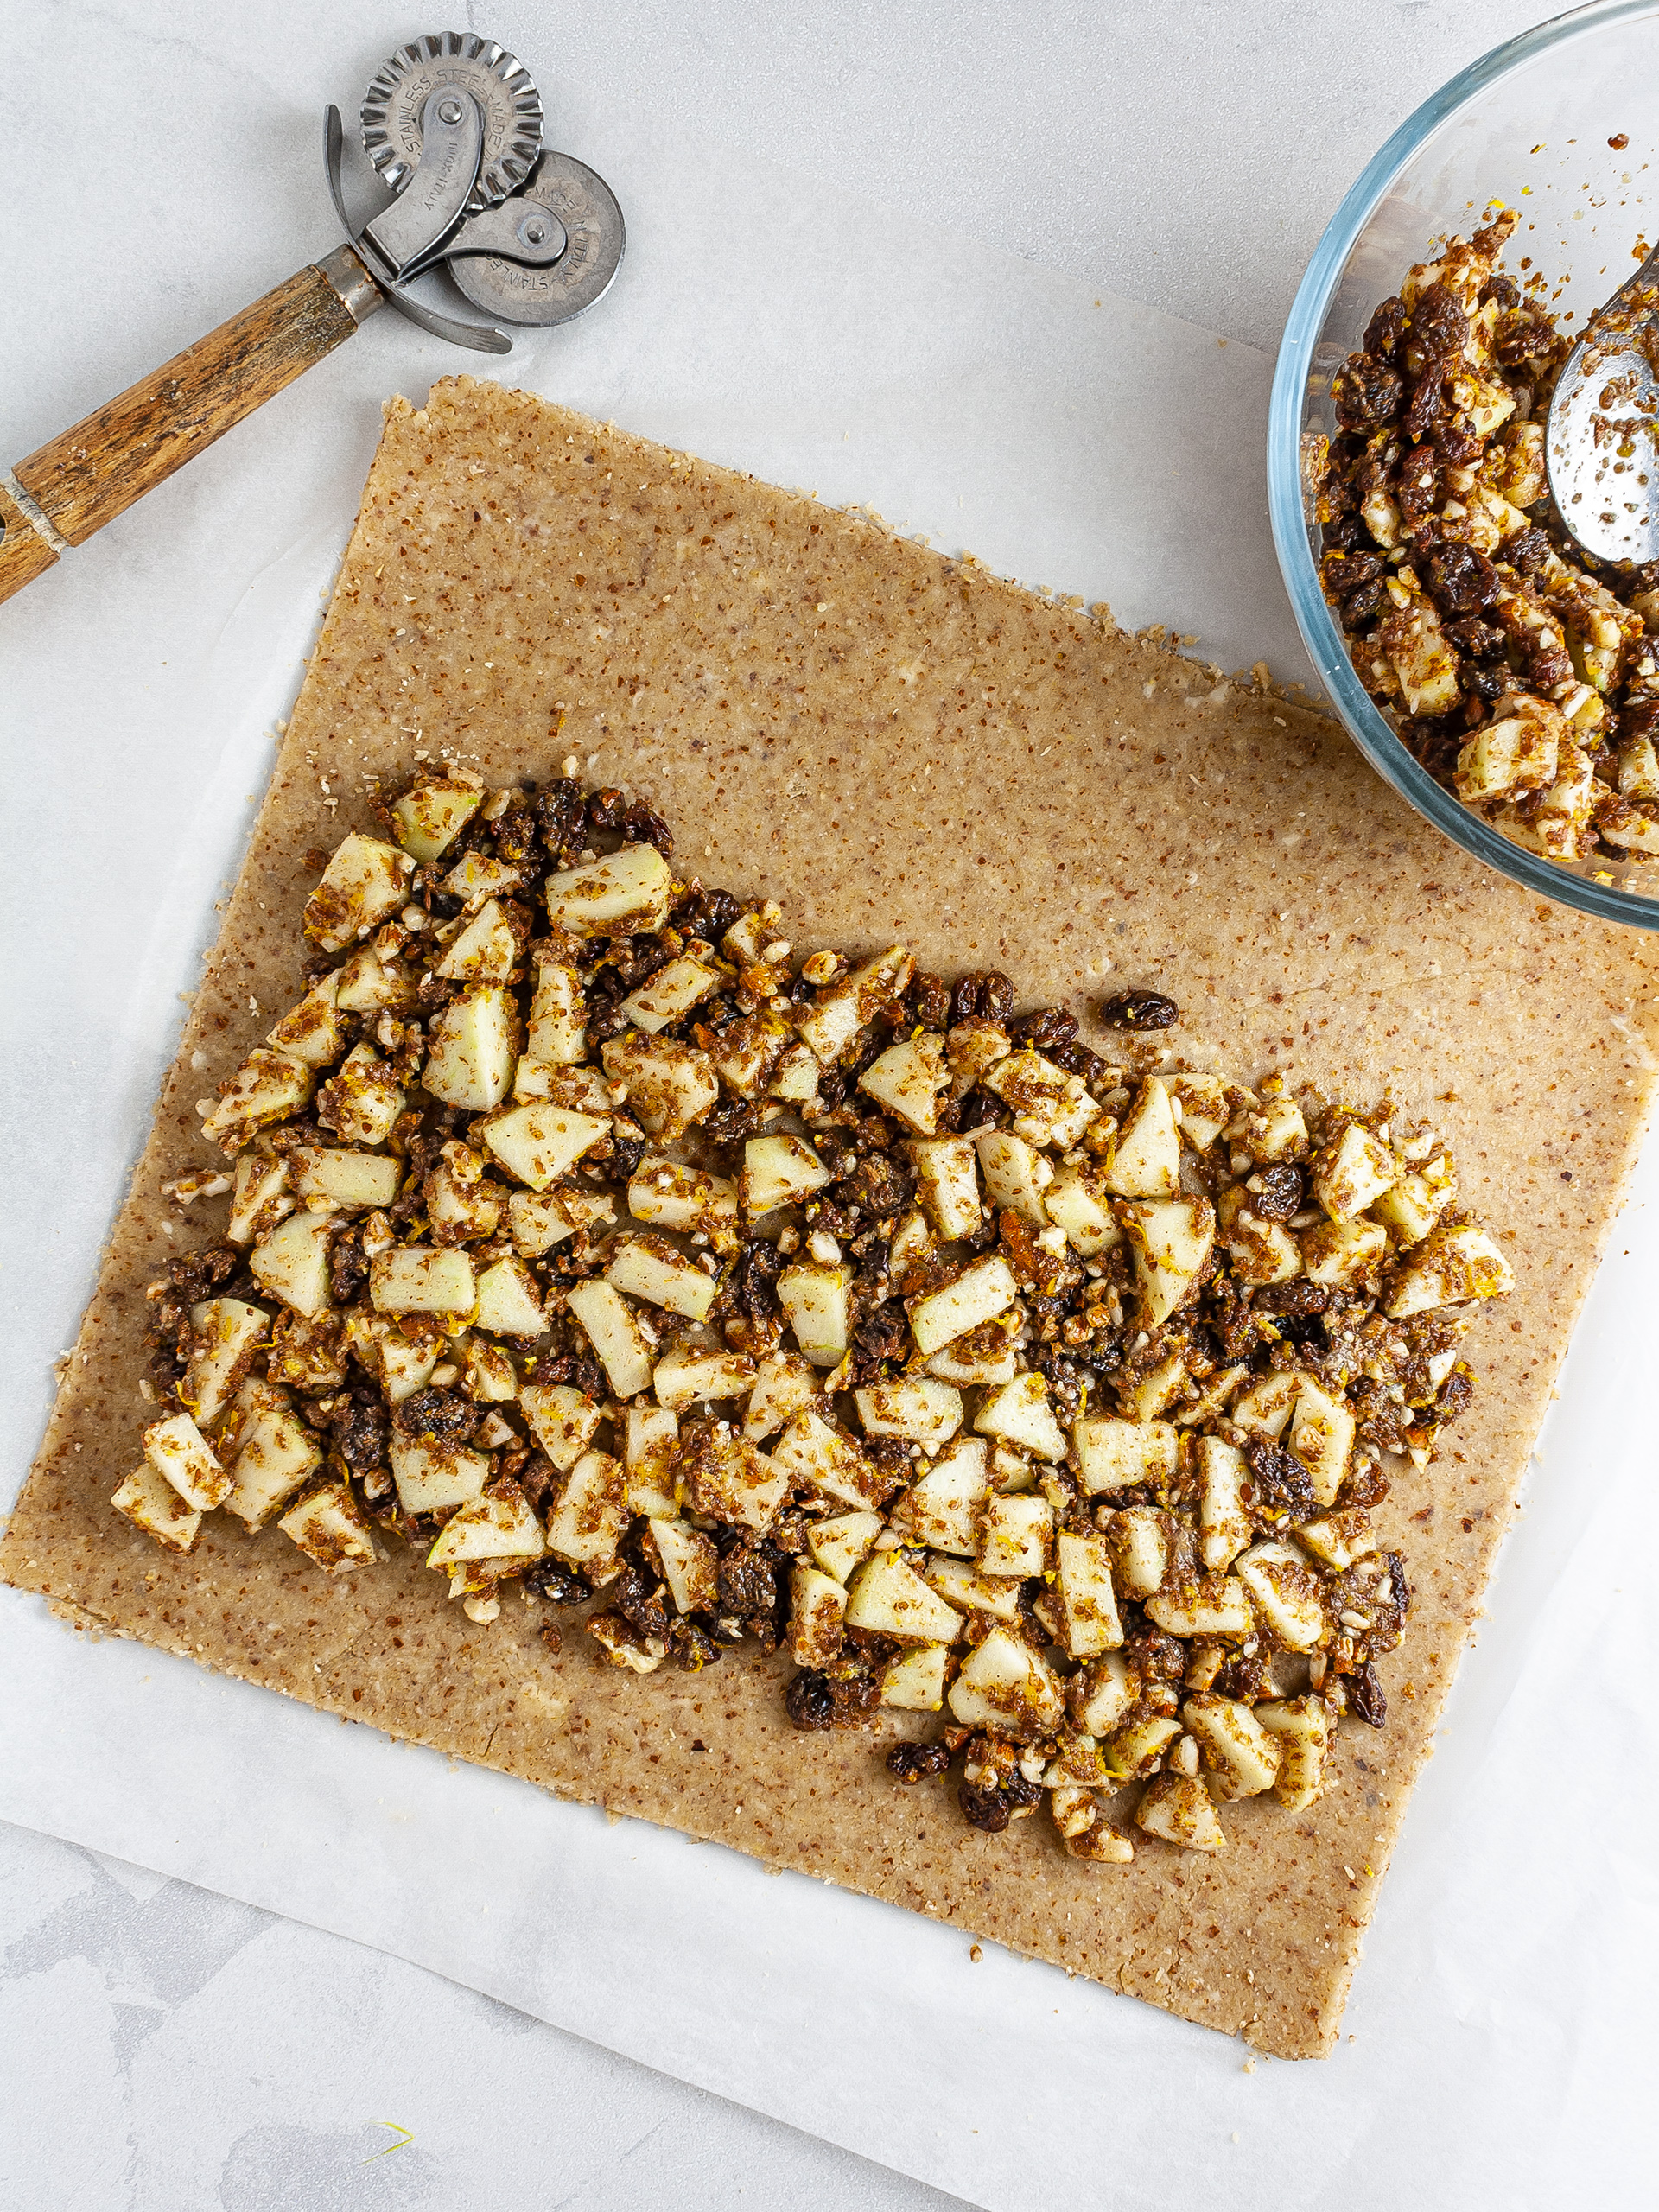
xmin=1545 ymin=245 xmax=1659 ymax=564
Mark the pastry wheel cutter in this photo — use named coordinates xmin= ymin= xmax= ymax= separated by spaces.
xmin=0 ymin=31 xmax=625 ymax=607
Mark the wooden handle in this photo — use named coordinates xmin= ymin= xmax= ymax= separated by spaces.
xmin=3 ymin=257 xmax=373 ymax=604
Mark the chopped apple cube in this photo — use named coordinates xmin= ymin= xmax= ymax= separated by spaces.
xmin=508 ymin=1183 xmax=615 ymax=1256
xmin=1217 ymin=1186 xmax=1303 ymax=1287
xmin=1109 ymin=1506 xmax=1169 ymax=1596
xmin=249 ymin=1210 xmax=334 ymax=1319
xmin=848 ymin=1552 xmax=964 ymax=1643
xmin=390 ymin=1437 xmax=489 ymax=1516
xmin=652 ymin=1342 xmax=756 ymax=1411
xmin=426 ymin=1479 xmax=544 ymax=1567
xmin=742 ymin=1350 xmax=821 ymax=1440
xmin=923 ymin=1553 xmax=1024 ymax=1624
xmin=223 ymin=1383 xmax=324 ymax=1529
xmin=333 ymin=943 xmax=418 ymax=1014
xmin=292 ymin=1148 xmax=402 ymax=1213
xmin=1230 ymin=1367 xmax=1302 ymax=1440
xmin=1103 ymin=1078 xmax=1181 ymax=1197
xmin=974 ymin=1128 xmax=1052 ymax=1226
xmin=628 ymin=1158 xmax=740 ymax=1251
xmin=371 ymin=1246 xmax=476 ymax=1316
xmin=887 ymin=1436 xmax=990 ymax=1554
xmin=605 ymin=1233 xmax=717 ymax=1319
xmin=565 ymin=1280 xmax=655 ymax=1399
xmin=444 ymin=850 xmax=528 ymax=903
xmin=1295 ymin=1509 xmax=1377 ymax=1572
xmin=880 ymin=1643 xmax=948 ymax=1711
xmin=545 ymin=842 xmax=673 ymax=937
xmin=677 ymin=1421 xmax=789 ymax=1529
xmin=1042 ymin=1161 xmax=1122 ymax=1255
xmin=740 ymin=1134 xmax=831 ymax=1217
xmin=767 ymin=1040 xmax=821 ymax=1104
xmin=1164 ymin=1073 xmax=1231 ymax=1152
xmin=268 ymin=1311 xmax=349 ymax=1395
xmin=1105 ymin=1713 xmax=1184 ymax=1779
xmin=1371 ymin=1157 xmax=1455 ymax=1246
xmin=978 ymin=1492 xmax=1053 ymax=1576
xmin=1073 ymin=1415 xmax=1178 ymax=1496
xmin=982 ymin=1048 xmax=1100 ymax=1148
xmin=315 ymin=1042 xmax=403 ymax=1146
xmin=464 ymin=1341 xmax=518 ymax=1402
xmin=266 ymin=973 xmax=346 ymax=1068
xmin=1070 ymin=1650 xmax=1139 ymax=1736
xmin=601 ymin=1033 xmax=718 ymax=1141
xmin=789 ymin=1563 xmax=849 ymax=1664
xmin=520 ymin=1382 xmax=602 ymax=1470
xmin=1119 ymin=1197 xmax=1216 ymax=1325
xmin=1454 ymin=696 xmax=1562 ymax=801
xmin=1197 ymin=1434 xmax=1252 ymax=1572
xmin=710 ymin=1011 xmax=791 ymax=1098
xmin=1301 ymin=1215 xmax=1387 ymax=1287
xmin=806 ymin=1509 xmax=884 ymax=1584
xmin=1182 ymin=1694 xmax=1282 ymax=1799
xmin=111 ymin=1461 xmax=201 ymax=1551
xmin=200 ymin=1049 xmax=314 ymax=1153
xmin=474 ymin=1256 xmax=547 ymax=1338
xmin=947 ymin=1625 xmax=1065 ymax=1737
xmin=974 ymin=1370 xmax=1066 ymax=1463
xmin=423 ymin=1142 xmax=500 ymax=1246
xmin=907 ymin=1254 xmax=1019 ymax=1355
xmin=1119 ymin=1351 xmax=1188 ymax=1421
xmin=652 ymin=1517 xmax=719 ymax=1611
xmin=1146 ymin=1576 xmax=1252 ymax=1638
xmin=226 ymin=1154 xmax=293 ymax=1246
xmin=625 ymin=1402 xmax=681 ymax=1516
xmin=344 ymin=1312 xmax=442 ymax=1404
xmin=859 ymin=1033 xmax=950 ymax=1134
xmin=1135 ymin=1770 xmax=1227 ymax=1853
xmin=1052 ymin=1529 xmax=1122 ymax=1658
xmin=794 ymin=945 xmax=913 ymax=1063
xmin=303 ymin=832 xmax=415 ymax=951
xmin=518 ymin=1061 xmax=615 ymax=1109
xmin=143 ymin=1411 xmax=229 ymax=1512
xmin=771 ymin=1407 xmax=880 ymax=1507
xmin=1288 ymin=1376 xmax=1355 ymax=1506
xmin=1255 ymin=1696 xmax=1335 ymax=1812
xmin=855 ymin=1376 xmax=963 ymax=1447
xmin=1311 ymin=1122 xmax=1398 ymax=1221
xmin=1384 ymin=1224 xmax=1515 ymax=1317
xmin=481 ymin=1100 xmax=607 ymax=1190
xmin=1236 ymin=1541 xmax=1330 ymax=1650
xmin=543 ymin=1449 xmax=629 ymax=1566
xmin=180 ymin=1297 xmax=270 ymax=1426
xmin=619 ymin=954 xmax=719 ymax=1033
xmin=423 ymin=986 xmax=518 ymax=1111
xmin=435 ymin=897 xmax=518 ymax=984
xmin=903 ymin=1136 xmax=980 ymax=1243
xmin=776 ymin=1258 xmax=854 ymax=1366
xmin=925 ymin=1319 xmax=1019 ymax=1387
xmin=1246 ymin=1096 xmax=1308 ymax=1162
xmin=389 ymin=773 xmax=484 ymax=861
xmin=526 ymin=949 xmax=588 ymax=1065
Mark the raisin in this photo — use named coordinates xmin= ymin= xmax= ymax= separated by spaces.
xmin=1049 ymin=1038 xmax=1109 ymax=1085
xmin=957 ymin=1781 xmax=1012 ymax=1833
xmin=786 ymin=1669 xmax=836 ymax=1730
xmin=1434 ymin=1367 xmax=1475 ymax=1421
xmin=393 ymin=1388 xmax=480 ymax=1446
xmin=852 ymin=1302 xmax=909 ymax=1365
xmin=950 ymin=970 xmax=1014 ymax=1026
xmin=329 ymin=1223 xmax=368 ymax=1306
xmin=1363 ymin=296 xmax=1409 ymax=363
xmin=611 ymin=1566 xmax=672 ymax=1643
xmin=1009 ymin=1007 xmax=1078 ymax=1052
xmin=1250 ymin=1163 xmax=1304 ymax=1220
xmin=1122 ymin=1626 xmax=1186 ymax=1682
xmin=1342 ymin=577 xmax=1387 ymax=630
xmin=1333 ymin=355 xmax=1403 ymax=432
xmin=674 ymin=882 xmax=741 ymax=938
xmin=670 ymin=1619 xmax=723 ymax=1671
xmin=622 ymin=804 xmax=672 ymax=855
xmin=1410 ymin=281 xmax=1470 ymax=361
xmin=1255 ymin=1279 xmax=1330 ymax=1319
xmin=1099 ymin=988 xmax=1178 ymax=1031
xmin=1243 ymin=1436 xmax=1317 ymax=1525
xmin=525 ymin=1559 xmax=593 ymax=1606
xmin=326 ymin=1384 xmax=389 ymax=1474
xmin=1323 ymin=510 xmax=1366 ymax=550
xmin=887 ymin=1741 xmax=954 ymax=1784
xmin=1321 ymin=549 xmax=1384 ymax=595
xmin=731 ymin=1237 xmax=785 ymax=1325
xmin=492 ymin=805 xmax=542 ymax=866
xmin=1426 ymin=543 xmax=1498 ymax=615
xmin=610 ymin=1124 xmax=647 ymax=1180
xmin=1349 ymin=1662 xmax=1388 ymax=1727
xmin=847 ymin=1148 xmax=914 ymax=1217
xmin=1446 ymin=616 xmax=1506 ymax=660
xmin=908 ymin=973 xmax=951 ymax=1030
xmin=1480 ymin=273 xmax=1520 ymax=313
xmin=716 ymin=1535 xmax=779 ymax=1624
xmin=1002 ymin=1769 xmax=1042 ymax=1810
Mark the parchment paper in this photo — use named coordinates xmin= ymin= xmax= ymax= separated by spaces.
xmin=3 ymin=114 xmax=1657 ymax=2210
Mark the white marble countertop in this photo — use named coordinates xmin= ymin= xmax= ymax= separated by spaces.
xmin=3 ymin=4 xmax=1641 ymax=2208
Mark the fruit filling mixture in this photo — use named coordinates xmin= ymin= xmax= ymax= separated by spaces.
xmin=125 ymin=771 xmax=1513 ymax=1860
xmin=1317 ymin=207 xmax=1659 ymax=866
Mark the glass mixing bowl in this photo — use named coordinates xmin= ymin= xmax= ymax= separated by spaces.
xmin=1268 ymin=0 xmax=1659 ymax=929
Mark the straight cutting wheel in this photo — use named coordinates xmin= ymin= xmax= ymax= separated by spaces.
xmin=448 ymin=151 xmax=626 ymax=325
xmin=361 ymin=32 xmax=543 ymax=213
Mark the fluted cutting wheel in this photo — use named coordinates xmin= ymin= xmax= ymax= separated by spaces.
xmin=361 ymin=32 xmax=543 ymax=213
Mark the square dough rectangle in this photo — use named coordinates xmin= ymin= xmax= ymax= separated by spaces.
xmin=4 ymin=377 xmax=1655 ymax=2057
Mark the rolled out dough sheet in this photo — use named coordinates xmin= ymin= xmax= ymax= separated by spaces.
xmin=3 ymin=378 xmax=1654 ymax=2058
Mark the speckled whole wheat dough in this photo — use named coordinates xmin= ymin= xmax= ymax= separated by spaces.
xmin=4 ymin=377 xmax=1656 ymax=2059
